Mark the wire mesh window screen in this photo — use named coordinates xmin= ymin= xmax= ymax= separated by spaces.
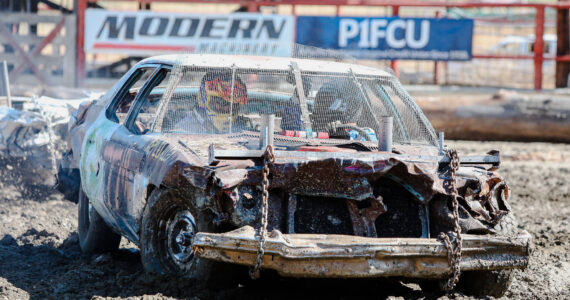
xmin=153 ymin=58 xmax=437 ymax=146
xmin=113 ymin=67 xmax=155 ymax=124
xmin=133 ymin=70 xmax=172 ymax=134
xmin=374 ymin=79 xmax=437 ymax=145
xmin=154 ymin=67 xmax=209 ymax=134
xmin=308 ymin=74 xmax=377 ymax=140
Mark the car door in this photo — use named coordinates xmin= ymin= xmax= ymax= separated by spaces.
xmin=80 ymin=64 xmax=158 ymax=232
xmin=102 ymin=66 xmax=172 ymax=242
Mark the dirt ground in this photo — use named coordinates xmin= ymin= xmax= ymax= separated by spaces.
xmin=0 ymin=140 xmax=568 ymax=300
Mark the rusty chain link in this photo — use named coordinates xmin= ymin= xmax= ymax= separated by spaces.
xmin=438 ymin=149 xmax=463 ymax=291
xmin=250 ymin=145 xmax=275 ymax=279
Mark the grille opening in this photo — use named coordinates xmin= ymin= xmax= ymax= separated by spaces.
xmin=374 ymin=178 xmax=423 ymax=238
xmin=294 ymin=195 xmax=354 ymax=235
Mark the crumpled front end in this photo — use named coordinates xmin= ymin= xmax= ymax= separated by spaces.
xmin=201 ymin=154 xmax=442 ymax=238
xmin=177 ymin=145 xmax=529 ymax=277
xmin=196 ymin=148 xmax=513 ymax=239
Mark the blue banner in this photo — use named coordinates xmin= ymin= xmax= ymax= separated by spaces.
xmin=296 ymin=16 xmax=473 ymax=61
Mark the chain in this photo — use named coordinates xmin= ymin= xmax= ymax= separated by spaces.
xmin=249 ymin=145 xmax=275 ymax=279
xmin=438 ymin=148 xmax=463 ymax=291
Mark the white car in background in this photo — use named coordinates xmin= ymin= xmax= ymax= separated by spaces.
xmin=490 ymin=34 xmax=556 ymax=57
xmin=447 ymin=34 xmax=556 ymax=88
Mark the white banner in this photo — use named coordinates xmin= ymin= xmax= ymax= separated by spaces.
xmin=85 ymin=9 xmax=294 ymax=57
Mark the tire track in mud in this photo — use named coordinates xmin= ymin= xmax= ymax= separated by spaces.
xmin=0 ymin=141 xmax=569 ymax=299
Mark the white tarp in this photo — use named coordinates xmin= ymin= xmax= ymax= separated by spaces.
xmin=85 ymin=10 xmax=295 ymax=57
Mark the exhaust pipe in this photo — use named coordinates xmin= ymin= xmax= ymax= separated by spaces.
xmin=439 ymin=131 xmax=445 ymax=155
xmin=378 ymin=116 xmax=393 ymax=152
xmin=260 ymin=114 xmax=275 ymax=149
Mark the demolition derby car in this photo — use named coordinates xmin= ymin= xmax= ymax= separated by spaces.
xmin=57 ymin=54 xmax=530 ymax=296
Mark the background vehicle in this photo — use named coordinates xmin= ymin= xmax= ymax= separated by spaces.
xmin=489 ymin=34 xmax=556 ymax=57
xmin=447 ymin=34 xmax=557 ymax=88
xmin=57 ymin=54 xmax=530 ymax=296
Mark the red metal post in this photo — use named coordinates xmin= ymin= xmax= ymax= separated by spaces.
xmin=139 ymin=1 xmax=151 ymax=10
xmin=390 ymin=5 xmax=399 ymax=77
xmin=433 ymin=10 xmax=442 ymax=85
xmin=336 ymin=5 xmax=341 ymax=16
xmin=534 ymin=6 xmax=545 ymax=90
xmin=248 ymin=3 xmax=259 ymax=12
xmin=76 ymin=0 xmax=87 ymax=86
xmin=555 ymin=2 xmax=570 ymax=87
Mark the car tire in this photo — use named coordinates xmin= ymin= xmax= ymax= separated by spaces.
xmin=457 ymin=269 xmax=514 ymax=298
xmin=456 ymin=212 xmax=518 ymax=297
xmin=78 ymin=186 xmax=121 ymax=253
xmin=420 ymin=212 xmax=518 ymax=297
xmin=417 ymin=279 xmax=446 ymax=296
xmin=140 ymin=188 xmax=243 ymax=287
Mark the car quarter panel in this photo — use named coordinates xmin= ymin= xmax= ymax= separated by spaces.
xmin=77 ymin=62 xmax=155 ymax=235
xmin=101 ymin=130 xmax=184 ymax=242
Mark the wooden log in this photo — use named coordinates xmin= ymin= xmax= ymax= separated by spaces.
xmin=415 ymin=91 xmax=570 ymax=143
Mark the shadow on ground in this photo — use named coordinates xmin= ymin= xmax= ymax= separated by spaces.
xmin=0 ymin=231 xmax=443 ymax=300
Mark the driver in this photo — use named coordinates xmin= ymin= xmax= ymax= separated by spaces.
xmin=173 ymin=72 xmax=248 ymax=134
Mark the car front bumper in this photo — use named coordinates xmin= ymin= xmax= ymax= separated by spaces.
xmin=193 ymin=226 xmax=531 ymax=278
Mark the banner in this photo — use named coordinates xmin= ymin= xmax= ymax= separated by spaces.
xmin=296 ymin=16 xmax=473 ymax=61
xmin=85 ymin=10 xmax=295 ymax=57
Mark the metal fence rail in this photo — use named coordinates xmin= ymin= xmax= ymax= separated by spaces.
xmin=0 ymin=12 xmax=76 ymax=87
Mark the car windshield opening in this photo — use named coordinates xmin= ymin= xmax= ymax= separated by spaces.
xmin=153 ymin=66 xmax=437 ymax=147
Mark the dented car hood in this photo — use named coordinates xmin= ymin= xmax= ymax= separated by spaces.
xmin=164 ymin=134 xmax=509 ymax=233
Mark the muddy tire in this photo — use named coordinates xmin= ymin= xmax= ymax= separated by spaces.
xmin=78 ymin=187 xmax=121 ymax=253
xmin=457 ymin=269 xmax=514 ymax=297
xmin=418 ymin=279 xmax=446 ymax=296
xmin=456 ymin=212 xmax=518 ymax=297
xmin=419 ymin=270 xmax=514 ymax=298
xmin=140 ymin=188 xmax=242 ymax=287
xmin=421 ymin=212 xmax=519 ymax=296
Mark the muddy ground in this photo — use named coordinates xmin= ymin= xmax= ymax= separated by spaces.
xmin=0 ymin=140 xmax=568 ymax=300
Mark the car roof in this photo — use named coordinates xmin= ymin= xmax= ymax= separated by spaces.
xmin=140 ymin=54 xmax=392 ymax=77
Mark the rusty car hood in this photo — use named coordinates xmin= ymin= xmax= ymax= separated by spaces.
xmin=212 ymin=153 xmax=442 ymax=202
xmin=158 ymin=133 xmax=508 ymax=229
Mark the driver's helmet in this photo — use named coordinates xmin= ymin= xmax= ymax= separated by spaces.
xmin=311 ymin=79 xmax=364 ymax=132
xmin=198 ymin=72 xmax=247 ymax=133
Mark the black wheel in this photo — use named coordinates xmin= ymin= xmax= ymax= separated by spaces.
xmin=456 ymin=212 xmax=518 ymax=297
xmin=419 ymin=266 xmax=514 ymax=297
xmin=140 ymin=188 xmax=243 ymax=287
xmin=78 ymin=187 xmax=121 ymax=253
xmin=418 ymin=279 xmax=447 ymax=296
xmin=457 ymin=269 xmax=514 ymax=297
